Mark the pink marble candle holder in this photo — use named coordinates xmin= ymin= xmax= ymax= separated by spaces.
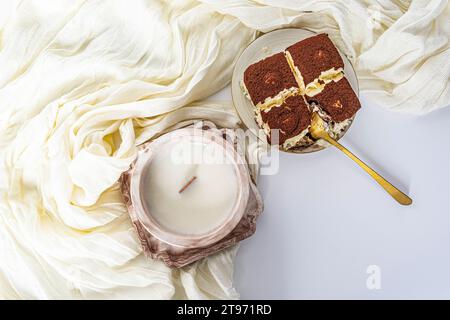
xmin=119 ymin=124 xmax=263 ymax=268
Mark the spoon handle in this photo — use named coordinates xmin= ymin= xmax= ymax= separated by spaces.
xmin=322 ymin=135 xmax=412 ymax=206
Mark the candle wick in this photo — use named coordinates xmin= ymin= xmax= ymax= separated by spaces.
xmin=178 ymin=176 xmax=197 ymax=194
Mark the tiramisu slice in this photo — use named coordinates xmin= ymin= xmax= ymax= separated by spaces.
xmin=306 ymin=77 xmax=360 ymax=137
xmin=256 ymin=95 xmax=312 ymax=150
xmin=242 ymin=52 xmax=299 ymax=110
xmin=285 ymin=34 xmax=344 ymax=96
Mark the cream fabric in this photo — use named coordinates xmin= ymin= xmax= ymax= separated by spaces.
xmin=0 ymin=0 xmax=448 ymax=299
xmin=0 ymin=0 xmax=254 ymax=299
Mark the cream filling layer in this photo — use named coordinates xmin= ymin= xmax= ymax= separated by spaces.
xmin=327 ymin=117 xmax=352 ymax=139
xmin=285 ymin=50 xmax=344 ymax=97
xmin=285 ymin=51 xmax=305 ymax=94
xmin=257 ymin=87 xmax=298 ymax=111
xmin=241 ymin=80 xmax=298 ymax=111
xmin=255 ymin=105 xmax=310 ymax=149
xmin=240 ymin=80 xmax=251 ymax=101
xmin=305 ymin=68 xmax=344 ymax=97
xmin=282 ymin=127 xmax=310 ymax=150
xmin=254 ymin=107 xmax=271 ymax=136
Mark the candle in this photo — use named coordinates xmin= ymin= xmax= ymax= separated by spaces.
xmin=143 ymin=137 xmax=238 ymax=235
xmin=130 ymin=128 xmax=249 ymax=248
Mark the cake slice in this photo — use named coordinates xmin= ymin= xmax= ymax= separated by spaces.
xmin=242 ymin=52 xmax=299 ymax=110
xmin=285 ymin=34 xmax=344 ymax=96
xmin=306 ymin=77 xmax=360 ymax=124
xmin=255 ymin=95 xmax=312 ymax=150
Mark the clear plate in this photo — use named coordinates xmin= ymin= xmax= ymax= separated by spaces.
xmin=231 ymin=28 xmax=359 ymax=153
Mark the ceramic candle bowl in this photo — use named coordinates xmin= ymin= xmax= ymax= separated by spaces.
xmin=129 ymin=128 xmax=250 ymax=249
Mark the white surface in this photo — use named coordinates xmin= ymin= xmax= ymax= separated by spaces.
xmin=209 ymin=86 xmax=450 ymax=299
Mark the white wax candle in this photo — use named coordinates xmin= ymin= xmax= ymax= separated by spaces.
xmin=142 ymin=136 xmax=239 ymax=236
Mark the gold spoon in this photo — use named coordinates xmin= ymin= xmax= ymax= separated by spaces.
xmin=309 ymin=112 xmax=412 ymax=206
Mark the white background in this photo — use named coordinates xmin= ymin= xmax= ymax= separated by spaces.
xmin=209 ymin=86 xmax=450 ymax=299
